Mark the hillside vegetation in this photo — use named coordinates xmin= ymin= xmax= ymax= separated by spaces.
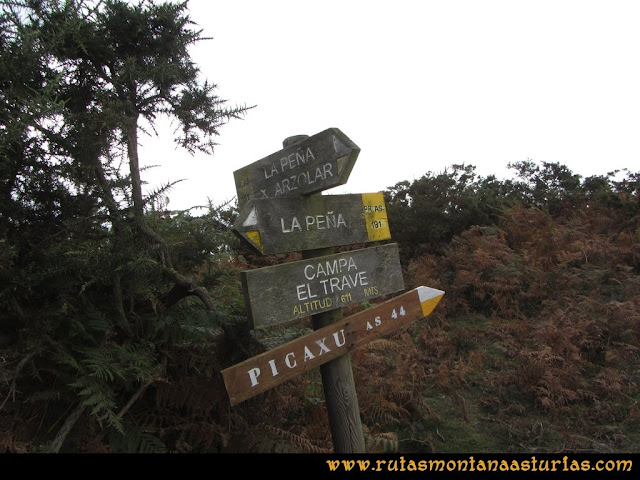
xmin=2 ymin=156 xmax=638 ymax=453
xmin=4 ymin=0 xmax=637 ymax=454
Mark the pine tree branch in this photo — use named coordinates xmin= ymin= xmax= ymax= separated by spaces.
xmin=93 ymin=377 xmax=156 ymax=445
xmin=138 ymin=221 xmax=167 ymax=246
xmin=94 ymin=161 xmax=122 ymax=221
xmin=163 ymin=267 xmax=217 ymax=312
xmin=137 ymin=221 xmax=216 ymax=311
xmin=117 ymin=378 xmax=154 ymax=421
xmin=0 ymin=347 xmax=42 ymax=411
xmin=112 ymin=273 xmax=132 ymax=335
xmin=48 ymin=402 xmax=87 ymax=453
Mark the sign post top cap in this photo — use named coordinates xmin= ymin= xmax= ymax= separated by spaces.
xmin=283 ymin=135 xmax=310 ymax=148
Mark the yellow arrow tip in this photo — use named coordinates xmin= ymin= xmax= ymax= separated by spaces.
xmin=417 ymin=286 xmax=445 ymax=317
xmin=246 ymin=230 xmax=263 ymax=253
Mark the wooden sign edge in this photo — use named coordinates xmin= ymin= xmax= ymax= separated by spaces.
xmin=232 ymin=192 xmax=391 ymax=255
xmin=242 ymin=242 xmax=405 ymax=330
xmin=221 ymin=286 xmax=445 ymax=406
xmin=233 ymin=127 xmax=361 ymax=209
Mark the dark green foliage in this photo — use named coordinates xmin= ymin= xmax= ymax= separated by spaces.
xmin=385 ymin=161 xmax=640 ymax=258
xmin=0 ymin=0 xmax=249 ymax=453
xmin=385 ymin=164 xmax=522 ymax=256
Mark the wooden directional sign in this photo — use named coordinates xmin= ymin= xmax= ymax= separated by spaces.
xmin=222 ymin=286 xmax=445 ymax=405
xmin=233 ymin=193 xmax=391 ymax=255
xmin=233 ymin=128 xmax=360 ymax=210
xmin=241 ymin=243 xmax=404 ymax=329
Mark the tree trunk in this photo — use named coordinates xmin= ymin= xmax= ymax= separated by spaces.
xmin=126 ymin=114 xmax=144 ymax=219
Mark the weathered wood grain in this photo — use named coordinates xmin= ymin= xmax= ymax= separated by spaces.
xmin=222 ymin=286 xmax=445 ymax=405
xmin=233 ymin=193 xmax=390 ymax=254
xmin=241 ymin=243 xmax=405 ymax=329
xmin=233 ymin=128 xmax=360 ymax=210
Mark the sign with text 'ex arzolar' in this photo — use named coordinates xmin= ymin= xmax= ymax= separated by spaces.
xmin=233 ymin=128 xmax=360 ymax=210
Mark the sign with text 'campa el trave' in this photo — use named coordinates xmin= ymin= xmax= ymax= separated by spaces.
xmin=233 ymin=128 xmax=360 ymax=210
xmin=241 ymin=243 xmax=404 ymax=329
xmin=222 ymin=286 xmax=445 ymax=405
xmin=233 ymin=193 xmax=390 ymax=255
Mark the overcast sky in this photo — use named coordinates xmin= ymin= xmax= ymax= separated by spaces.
xmin=139 ymin=0 xmax=640 ymax=211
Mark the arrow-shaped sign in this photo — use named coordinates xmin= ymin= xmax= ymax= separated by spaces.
xmin=233 ymin=193 xmax=391 ymax=255
xmin=241 ymin=243 xmax=404 ymax=329
xmin=233 ymin=128 xmax=360 ymax=210
xmin=222 ymin=286 xmax=445 ymax=405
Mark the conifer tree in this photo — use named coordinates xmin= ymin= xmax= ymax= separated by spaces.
xmin=0 ymin=0 xmax=249 ymax=452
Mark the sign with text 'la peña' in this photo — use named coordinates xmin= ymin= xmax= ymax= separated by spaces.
xmin=242 ymin=243 xmax=404 ymax=329
xmin=233 ymin=193 xmax=391 ymax=255
xmin=233 ymin=128 xmax=360 ymax=210
xmin=222 ymin=286 xmax=445 ymax=405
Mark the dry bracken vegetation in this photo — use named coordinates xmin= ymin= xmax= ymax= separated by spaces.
xmin=2 ymin=158 xmax=639 ymax=453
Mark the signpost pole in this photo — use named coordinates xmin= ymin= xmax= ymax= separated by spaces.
xmin=282 ymin=135 xmax=365 ymax=453
xmin=304 ymin=246 xmax=366 ymax=454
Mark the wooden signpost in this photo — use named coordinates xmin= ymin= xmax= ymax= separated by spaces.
xmin=233 ymin=193 xmax=391 ymax=254
xmin=223 ymin=129 xmax=444 ymax=453
xmin=241 ymin=243 xmax=405 ymax=329
xmin=222 ymin=286 xmax=444 ymax=406
xmin=233 ymin=128 xmax=360 ymax=210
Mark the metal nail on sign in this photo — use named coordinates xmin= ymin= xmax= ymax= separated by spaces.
xmin=233 ymin=193 xmax=391 ymax=255
xmin=222 ymin=286 xmax=445 ymax=405
xmin=241 ymin=243 xmax=405 ymax=329
xmin=233 ymin=128 xmax=360 ymax=210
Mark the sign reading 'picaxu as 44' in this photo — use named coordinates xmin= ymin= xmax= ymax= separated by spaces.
xmin=241 ymin=243 xmax=404 ymax=329
xmin=233 ymin=193 xmax=390 ymax=255
xmin=222 ymin=286 xmax=445 ymax=405
xmin=233 ymin=128 xmax=360 ymax=210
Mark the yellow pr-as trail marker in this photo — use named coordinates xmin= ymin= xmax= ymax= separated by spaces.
xmin=233 ymin=192 xmax=391 ymax=255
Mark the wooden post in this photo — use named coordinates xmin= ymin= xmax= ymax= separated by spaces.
xmin=304 ymin=246 xmax=366 ymax=453
xmin=283 ymin=135 xmax=366 ymax=453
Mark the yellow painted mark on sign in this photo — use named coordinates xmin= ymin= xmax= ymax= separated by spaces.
xmin=362 ymin=192 xmax=391 ymax=242
xmin=418 ymin=286 xmax=445 ymax=317
xmin=246 ymin=230 xmax=263 ymax=253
